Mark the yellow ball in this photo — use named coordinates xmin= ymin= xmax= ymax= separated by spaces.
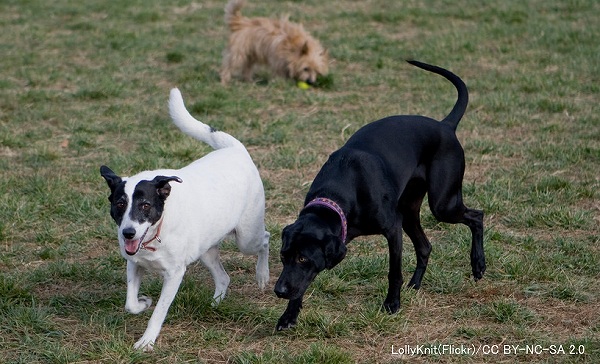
xmin=297 ymin=81 xmax=310 ymax=90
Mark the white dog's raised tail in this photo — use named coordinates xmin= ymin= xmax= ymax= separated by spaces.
xmin=169 ymin=88 xmax=244 ymax=150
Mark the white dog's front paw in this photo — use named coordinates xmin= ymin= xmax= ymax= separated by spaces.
xmin=256 ymin=267 xmax=269 ymax=290
xmin=133 ymin=336 xmax=155 ymax=352
xmin=126 ymin=296 xmax=152 ymax=314
xmin=256 ymin=245 xmax=270 ymax=290
xmin=211 ymin=290 xmax=227 ymax=308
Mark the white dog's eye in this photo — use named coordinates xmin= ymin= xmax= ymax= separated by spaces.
xmin=140 ymin=203 xmax=151 ymax=211
xmin=116 ymin=201 xmax=126 ymax=210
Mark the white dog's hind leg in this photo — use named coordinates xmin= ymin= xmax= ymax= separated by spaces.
xmin=235 ymin=225 xmax=270 ymax=289
xmin=125 ymin=261 xmax=152 ymax=314
xmin=200 ymin=246 xmax=230 ymax=306
xmin=134 ymin=267 xmax=186 ymax=351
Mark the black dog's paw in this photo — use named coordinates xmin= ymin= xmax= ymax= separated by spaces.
xmin=276 ymin=298 xmax=302 ymax=331
xmin=276 ymin=322 xmax=296 ymax=331
xmin=473 ymin=270 xmax=485 ymax=281
xmin=407 ymin=278 xmax=422 ymax=290
xmin=472 ymin=260 xmax=486 ymax=281
xmin=276 ymin=316 xmax=297 ymax=331
xmin=382 ymin=299 xmax=400 ymax=314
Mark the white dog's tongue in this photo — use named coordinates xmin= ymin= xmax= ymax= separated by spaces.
xmin=124 ymin=239 xmax=140 ymax=255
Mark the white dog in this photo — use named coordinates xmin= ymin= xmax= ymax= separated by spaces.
xmin=100 ymin=88 xmax=270 ymax=351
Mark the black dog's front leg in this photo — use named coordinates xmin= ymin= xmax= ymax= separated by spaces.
xmin=383 ymin=230 xmax=403 ymax=313
xmin=276 ymin=297 xmax=303 ymax=331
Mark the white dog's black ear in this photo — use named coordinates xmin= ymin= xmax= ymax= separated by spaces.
xmin=152 ymin=175 xmax=183 ymax=200
xmin=100 ymin=165 xmax=122 ymax=192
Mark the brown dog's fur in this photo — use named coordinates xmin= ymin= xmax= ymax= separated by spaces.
xmin=220 ymin=0 xmax=328 ymax=85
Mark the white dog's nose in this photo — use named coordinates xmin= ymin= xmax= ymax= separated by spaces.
xmin=122 ymin=227 xmax=136 ymax=240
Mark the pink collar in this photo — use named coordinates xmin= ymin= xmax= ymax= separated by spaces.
xmin=141 ymin=218 xmax=164 ymax=252
xmin=305 ymin=197 xmax=348 ymax=243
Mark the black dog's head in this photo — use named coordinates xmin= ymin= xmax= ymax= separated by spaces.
xmin=274 ymin=214 xmax=347 ymax=300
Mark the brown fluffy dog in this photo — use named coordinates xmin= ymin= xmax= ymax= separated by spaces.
xmin=220 ymin=0 xmax=328 ymax=85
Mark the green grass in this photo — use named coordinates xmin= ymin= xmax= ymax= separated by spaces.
xmin=1 ymin=0 xmax=599 ymax=362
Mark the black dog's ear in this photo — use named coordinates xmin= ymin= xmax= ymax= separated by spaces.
xmin=152 ymin=175 xmax=183 ymax=200
xmin=323 ymin=236 xmax=347 ymax=269
xmin=100 ymin=165 xmax=122 ymax=192
xmin=281 ymin=224 xmax=296 ymax=253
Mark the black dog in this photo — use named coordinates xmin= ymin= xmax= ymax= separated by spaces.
xmin=273 ymin=60 xmax=485 ymax=330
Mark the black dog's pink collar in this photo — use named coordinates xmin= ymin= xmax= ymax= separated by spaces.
xmin=305 ymin=197 xmax=348 ymax=244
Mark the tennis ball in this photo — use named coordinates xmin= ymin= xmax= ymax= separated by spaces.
xmin=297 ymin=81 xmax=310 ymax=90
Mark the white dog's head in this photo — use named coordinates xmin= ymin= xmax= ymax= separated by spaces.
xmin=100 ymin=165 xmax=182 ymax=256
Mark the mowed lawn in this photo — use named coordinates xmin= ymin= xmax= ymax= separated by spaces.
xmin=0 ymin=0 xmax=598 ymax=363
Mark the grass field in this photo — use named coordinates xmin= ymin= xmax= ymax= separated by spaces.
xmin=1 ymin=0 xmax=598 ymax=362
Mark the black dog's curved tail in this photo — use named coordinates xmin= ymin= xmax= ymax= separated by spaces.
xmin=406 ymin=60 xmax=468 ymax=131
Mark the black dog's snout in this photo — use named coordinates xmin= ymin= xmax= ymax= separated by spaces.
xmin=274 ymin=284 xmax=289 ymax=299
xmin=122 ymin=227 xmax=136 ymax=240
